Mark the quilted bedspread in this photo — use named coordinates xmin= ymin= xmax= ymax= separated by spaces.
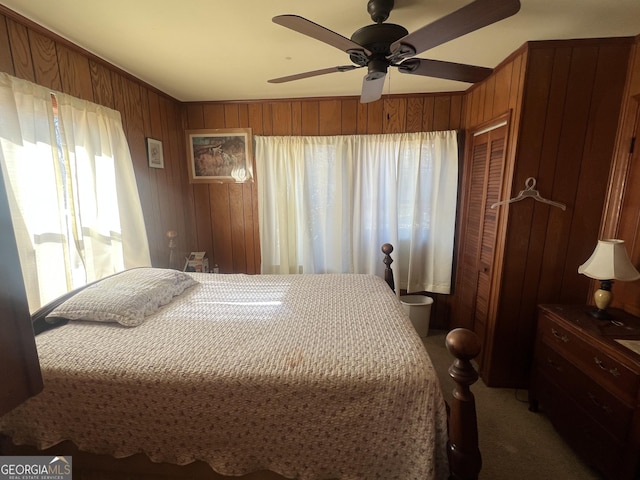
xmin=0 ymin=273 xmax=449 ymax=480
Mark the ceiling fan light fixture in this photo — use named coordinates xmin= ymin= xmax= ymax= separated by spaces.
xmin=366 ymin=72 xmax=386 ymax=81
xmin=366 ymin=58 xmax=388 ymax=80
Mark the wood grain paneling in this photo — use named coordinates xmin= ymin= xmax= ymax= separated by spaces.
xmin=7 ymin=19 xmax=34 ymax=81
xmin=272 ymin=102 xmax=292 ymax=135
xmin=210 ymin=184 xmax=233 ymax=273
xmin=602 ymin=37 xmax=640 ymax=317
xmin=29 ymin=29 xmax=61 ymax=91
xmin=0 ymin=16 xmax=14 ymax=75
xmin=319 ymin=100 xmax=342 ymax=135
xmin=383 ymin=97 xmax=406 ymax=133
xmin=89 ymin=60 xmax=115 ymax=109
xmin=57 ymin=45 xmax=94 ymax=101
xmin=532 ymin=47 xmax=572 ymax=303
xmin=613 ymin=102 xmax=640 ymax=315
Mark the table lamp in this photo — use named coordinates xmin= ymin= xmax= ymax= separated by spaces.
xmin=578 ymin=239 xmax=640 ymax=319
xmin=166 ymin=230 xmax=178 ymax=269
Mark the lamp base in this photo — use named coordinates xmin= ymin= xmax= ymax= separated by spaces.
xmin=590 ymin=282 xmax=613 ymax=320
xmin=589 ymin=307 xmax=611 ymax=320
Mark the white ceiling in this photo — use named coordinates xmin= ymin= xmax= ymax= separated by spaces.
xmin=2 ymin=0 xmax=640 ymax=102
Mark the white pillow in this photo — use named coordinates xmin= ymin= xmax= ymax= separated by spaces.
xmin=45 ymin=268 xmax=198 ymax=327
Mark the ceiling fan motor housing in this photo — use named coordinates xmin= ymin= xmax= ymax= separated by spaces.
xmin=349 ymin=23 xmax=409 ymax=67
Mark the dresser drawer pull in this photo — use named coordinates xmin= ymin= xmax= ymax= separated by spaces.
xmin=587 ymin=392 xmax=613 ymax=415
xmin=551 ymin=328 xmax=569 ymax=343
xmin=593 ymin=357 xmax=621 ymax=377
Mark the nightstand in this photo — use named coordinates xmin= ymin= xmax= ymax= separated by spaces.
xmin=530 ymin=304 xmax=640 ymax=480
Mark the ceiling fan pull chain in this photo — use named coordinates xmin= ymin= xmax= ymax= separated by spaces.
xmin=387 ymin=70 xmax=391 ymax=97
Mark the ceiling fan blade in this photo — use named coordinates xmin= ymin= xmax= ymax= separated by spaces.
xmin=390 ymin=0 xmax=521 ymax=59
xmin=360 ymin=74 xmax=386 ymax=104
xmin=273 ymin=15 xmax=371 ymax=57
xmin=268 ymin=65 xmax=360 ymax=84
xmin=398 ymin=58 xmax=492 ymax=83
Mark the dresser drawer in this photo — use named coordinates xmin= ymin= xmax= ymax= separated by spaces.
xmin=535 ymin=340 xmax=633 ymax=440
xmin=534 ymin=371 xmax=625 ymax=480
xmin=538 ymin=312 xmax=640 ymax=403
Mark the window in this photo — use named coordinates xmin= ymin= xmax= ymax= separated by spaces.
xmin=255 ymin=131 xmax=459 ymax=293
xmin=0 ymin=73 xmax=150 ymax=312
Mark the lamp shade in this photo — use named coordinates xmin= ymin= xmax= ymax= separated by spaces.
xmin=578 ymin=239 xmax=640 ymax=281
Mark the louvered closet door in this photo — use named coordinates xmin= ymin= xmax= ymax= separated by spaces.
xmin=455 ymin=142 xmax=488 ymax=331
xmin=474 ymin=126 xmax=507 ymax=366
xmin=454 ymin=122 xmax=507 ymax=366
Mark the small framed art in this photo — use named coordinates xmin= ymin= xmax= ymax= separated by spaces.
xmin=146 ymin=137 xmax=164 ymax=169
xmin=185 ymin=128 xmax=253 ymax=183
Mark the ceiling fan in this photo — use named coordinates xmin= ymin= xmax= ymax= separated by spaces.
xmin=269 ymin=0 xmax=521 ymax=103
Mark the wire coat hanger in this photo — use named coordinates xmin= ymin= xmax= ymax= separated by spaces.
xmin=490 ymin=177 xmax=566 ymax=211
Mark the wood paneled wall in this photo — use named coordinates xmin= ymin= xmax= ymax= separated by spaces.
xmin=602 ymin=36 xmax=640 ymax=317
xmin=504 ymin=39 xmax=632 ymax=304
xmin=0 ymin=7 xmax=190 ymax=269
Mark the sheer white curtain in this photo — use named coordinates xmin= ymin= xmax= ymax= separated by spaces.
xmin=0 ymin=73 xmax=150 ymax=311
xmin=255 ymin=131 xmax=458 ymax=293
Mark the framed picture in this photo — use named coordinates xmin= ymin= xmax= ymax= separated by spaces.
xmin=146 ymin=137 xmax=164 ymax=169
xmin=185 ymin=128 xmax=253 ymax=183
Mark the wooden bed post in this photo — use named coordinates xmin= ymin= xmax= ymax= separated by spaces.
xmin=446 ymin=328 xmax=482 ymax=480
xmin=381 ymin=243 xmax=395 ymax=292
xmin=379 ymin=244 xmax=482 ymax=480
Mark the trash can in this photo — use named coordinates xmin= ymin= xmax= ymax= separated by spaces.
xmin=400 ymin=295 xmax=433 ymax=337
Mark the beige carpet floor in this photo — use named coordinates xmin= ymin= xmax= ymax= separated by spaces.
xmin=424 ymin=330 xmax=606 ymax=480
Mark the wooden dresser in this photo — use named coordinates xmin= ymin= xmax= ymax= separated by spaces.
xmin=530 ymin=304 xmax=640 ymax=479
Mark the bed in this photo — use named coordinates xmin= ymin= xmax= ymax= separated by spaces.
xmin=0 ymin=245 xmax=481 ymax=480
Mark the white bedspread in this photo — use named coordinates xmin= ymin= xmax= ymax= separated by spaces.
xmin=1 ymin=273 xmax=448 ymax=480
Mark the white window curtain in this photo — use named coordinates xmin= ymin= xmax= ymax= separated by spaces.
xmin=0 ymin=73 xmax=150 ymax=312
xmin=255 ymin=131 xmax=458 ymax=294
